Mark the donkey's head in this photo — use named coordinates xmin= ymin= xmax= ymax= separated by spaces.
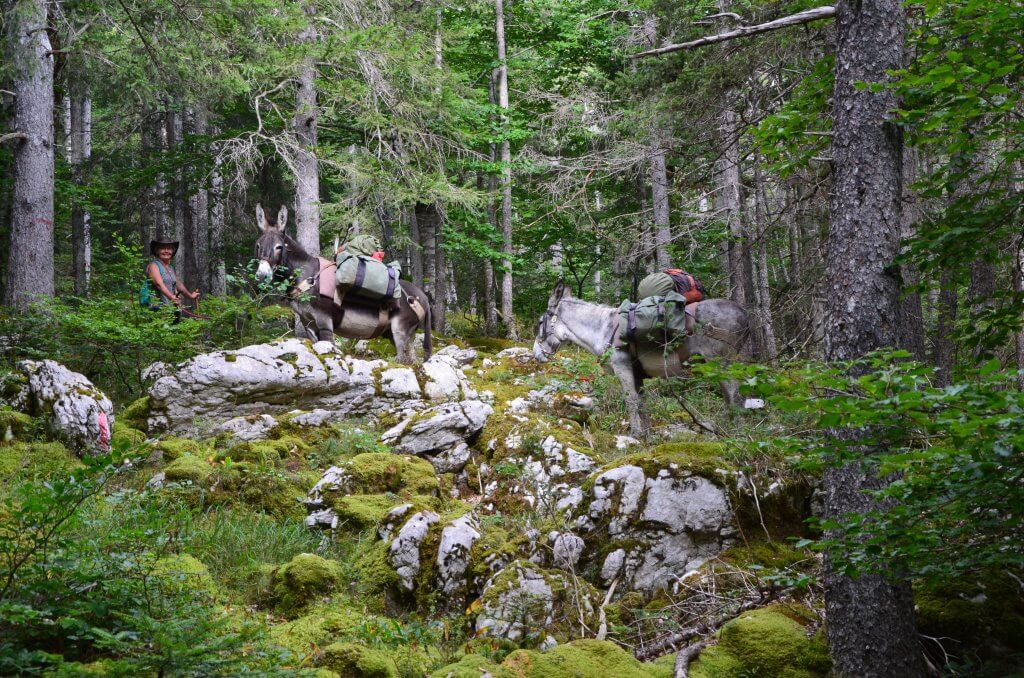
xmin=533 ymin=280 xmax=572 ymax=363
xmin=254 ymin=204 xmax=291 ymax=282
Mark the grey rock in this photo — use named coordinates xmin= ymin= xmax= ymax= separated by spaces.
xmin=550 ymin=532 xmax=585 ymax=571
xmin=436 ymin=514 xmax=482 ymax=596
xmin=389 ymin=510 xmax=440 ymax=591
xmin=436 ymin=344 xmax=479 ymax=366
xmin=426 ymin=441 xmax=472 ymax=474
xmin=213 ymin=414 xmax=279 ymax=441
xmin=10 ymin=359 xmax=114 ymax=455
xmin=381 ymin=400 xmax=492 ymax=470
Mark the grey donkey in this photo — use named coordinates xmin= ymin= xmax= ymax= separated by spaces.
xmin=254 ymin=204 xmax=432 ymax=364
xmin=532 ymin=281 xmax=751 ymax=437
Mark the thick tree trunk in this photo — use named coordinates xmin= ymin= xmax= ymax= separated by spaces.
xmin=434 ymin=216 xmax=448 ymax=332
xmin=183 ymin=107 xmax=209 ymax=293
xmin=70 ymin=86 xmax=91 ymax=296
xmin=418 ymin=202 xmax=437 ymax=295
xmin=142 ymin=110 xmax=169 ymax=241
xmin=292 ymin=26 xmax=320 ymax=255
xmin=933 ymin=270 xmax=957 ymax=386
xmin=495 ymin=0 xmax=517 ymax=339
xmin=4 ymin=0 xmax=55 ymax=308
xmin=650 ymin=128 xmax=671 ymax=269
xmin=822 ymin=2 xmax=926 ymax=676
xmin=209 ymin=154 xmax=226 ymax=296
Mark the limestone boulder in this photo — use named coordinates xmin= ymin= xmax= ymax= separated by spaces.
xmin=8 ymin=359 xmax=114 ymax=455
xmin=145 ymin=340 xmax=476 ymax=434
xmin=381 ymin=400 xmax=492 ymax=474
xmin=572 ymin=449 xmax=738 ymax=594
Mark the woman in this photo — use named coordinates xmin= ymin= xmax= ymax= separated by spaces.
xmin=146 ymin=237 xmax=199 ymax=318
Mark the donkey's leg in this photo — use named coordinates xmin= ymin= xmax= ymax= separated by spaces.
xmin=392 ymin=319 xmax=414 ymax=365
xmin=610 ymin=349 xmax=648 ymax=438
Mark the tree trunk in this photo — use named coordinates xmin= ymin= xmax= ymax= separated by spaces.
xmin=434 ymin=214 xmax=448 ymax=332
xmin=822 ymin=1 xmax=927 ymax=676
xmin=3 ymin=0 xmax=55 ymax=309
xmin=417 ymin=202 xmax=437 ymax=296
xmin=484 ymin=164 xmax=499 ymax=336
xmin=933 ymin=270 xmax=957 ymax=386
xmin=650 ymin=128 xmax=671 ymax=269
xmin=716 ymin=105 xmax=746 ymax=305
xmin=183 ymin=107 xmax=209 ymax=293
xmin=405 ymin=205 xmax=424 ymax=287
xmin=166 ymin=109 xmax=186 ymax=255
xmin=142 ymin=110 xmax=169 ymax=241
xmin=292 ymin=19 xmax=320 ymax=255
xmin=70 ymin=86 xmax=91 ymax=296
xmin=897 ymin=147 xmax=927 ymax=361
xmin=209 ymin=153 xmax=226 ymax=296
xmin=495 ymin=0 xmax=517 ymax=339
xmin=753 ymin=158 xmax=777 ymax=363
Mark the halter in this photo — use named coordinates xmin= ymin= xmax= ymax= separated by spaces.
xmin=535 ymin=309 xmax=560 ymax=359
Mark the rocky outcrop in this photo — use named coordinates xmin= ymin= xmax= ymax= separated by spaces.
xmin=389 ymin=510 xmax=440 ymax=591
xmin=381 ymin=400 xmax=492 ymax=474
xmin=145 ymin=339 xmax=476 ymax=434
xmin=572 ymin=446 xmax=739 ymax=594
xmin=474 ymin=560 xmax=599 ymax=642
xmin=6 ymin=359 xmax=114 ymax=455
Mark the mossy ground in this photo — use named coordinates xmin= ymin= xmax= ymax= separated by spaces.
xmin=0 ymin=441 xmax=82 ymax=480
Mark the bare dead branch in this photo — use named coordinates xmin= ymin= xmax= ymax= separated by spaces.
xmin=0 ymin=132 xmax=29 ymax=144
xmin=632 ymin=6 xmax=836 ymax=58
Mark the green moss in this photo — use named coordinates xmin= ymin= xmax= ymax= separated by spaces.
xmin=154 ymin=437 xmax=205 ymax=461
xmin=353 ymin=540 xmax=401 ymax=605
xmin=270 ymin=603 xmax=367 ymax=655
xmin=0 ymin=441 xmax=81 ymax=480
xmin=466 ymin=337 xmax=517 ymax=353
xmin=429 ymin=654 xmax=512 ymax=678
xmin=318 ymin=642 xmax=397 ymax=678
xmin=151 ymin=554 xmax=220 ymax=600
xmin=499 ymin=639 xmax=670 ymax=678
xmin=718 ymin=542 xmax=809 ymax=571
xmin=0 ymin=408 xmax=32 ymax=440
xmin=111 ymin=422 xmax=147 ymax=448
xmin=163 ymin=454 xmax=213 ymax=484
xmin=690 ymin=605 xmax=830 ymax=678
xmin=333 ymin=493 xmax=436 ymax=531
xmin=218 ymin=441 xmax=282 ymax=465
xmin=119 ymin=396 xmax=151 ymax=431
xmin=263 ymin=553 xmax=343 ymax=618
xmin=338 ymin=453 xmax=439 ymax=496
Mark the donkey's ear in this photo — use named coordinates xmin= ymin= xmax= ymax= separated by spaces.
xmin=549 ymin=279 xmax=566 ymax=307
xmin=256 ymin=204 xmax=268 ymax=232
xmin=276 ymin=205 xmax=289 ymax=232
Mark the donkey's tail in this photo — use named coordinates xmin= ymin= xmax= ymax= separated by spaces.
xmin=422 ymin=297 xmax=433 ymax=361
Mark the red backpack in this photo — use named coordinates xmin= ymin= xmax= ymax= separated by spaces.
xmin=664 ymin=268 xmax=705 ymax=304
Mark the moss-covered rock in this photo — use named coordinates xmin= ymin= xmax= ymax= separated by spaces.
xmin=120 ymin=396 xmax=151 ymax=431
xmin=111 ymin=422 xmax=147 ymax=448
xmin=333 ymin=493 xmax=435 ymax=531
xmin=154 ymin=437 xmax=205 ymax=462
xmin=163 ymin=454 xmax=213 ymax=484
xmin=211 ymin=464 xmax=308 ymax=518
xmin=0 ymin=408 xmax=33 ymax=440
xmin=262 ymin=553 xmax=343 ymax=617
xmin=431 ymin=639 xmax=670 ymax=678
xmin=151 ymin=554 xmax=220 ymax=600
xmin=0 ymin=441 xmax=81 ymax=480
xmin=352 ymin=540 xmax=402 ymax=608
xmin=318 ymin=642 xmax=398 ymax=678
xmin=269 ymin=602 xmax=366 ymax=655
xmin=610 ymin=441 xmax=734 ymax=481
xmin=336 ymin=453 xmax=440 ymax=496
xmin=690 ymin=605 xmax=830 ymax=678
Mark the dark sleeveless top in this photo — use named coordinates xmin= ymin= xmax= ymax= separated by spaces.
xmin=149 ymin=259 xmax=178 ymax=305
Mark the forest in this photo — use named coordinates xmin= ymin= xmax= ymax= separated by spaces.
xmin=1 ymin=0 xmax=1022 ymax=676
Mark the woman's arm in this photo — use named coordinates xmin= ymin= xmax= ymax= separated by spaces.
xmin=147 ymin=263 xmax=180 ymax=304
xmin=174 ymin=277 xmax=200 ymax=300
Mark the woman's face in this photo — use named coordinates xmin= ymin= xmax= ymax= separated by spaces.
xmin=156 ymin=245 xmax=174 ymax=261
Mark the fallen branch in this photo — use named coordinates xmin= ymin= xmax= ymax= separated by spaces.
xmin=632 ymin=6 xmax=836 ymax=58
xmin=674 ymin=641 xmax=707 ymax=678
xmin=637 ymin=598 xmax=762 ymax=660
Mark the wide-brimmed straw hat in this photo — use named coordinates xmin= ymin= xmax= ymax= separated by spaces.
xmin=150 ymin=237 xmax=180 ymax=258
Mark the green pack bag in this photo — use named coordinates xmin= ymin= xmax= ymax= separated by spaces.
xmin=618 ymin=291 xmax=690 ymax=345
xmin=335 ymin=252 xmax=403 ymax=302
xmin=344 ymin=234 xmax=382 ymax=258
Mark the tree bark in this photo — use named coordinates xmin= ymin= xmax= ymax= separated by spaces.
xmin=484 ymin=164 xmax=499 ymax=336
xmin=897 ymin=147 xmax=927 ymax=361
xmin=434 ymin=214 xmax=448 ymax=332
xmin=716 ymin=106 xmax=747 ymax=306
xmin=292 ymin=17 xmax=320 ymax=255
xmin=3 ymin=0 xmax=55 ymax=309
xmin=495 ymin=0 xmax=517 ymax=339
xmin=933 ymin=270 xmax=957 ymax=386
xmin=209 ymin=153 xmax=226 ymax=296
xmin=405 ymin=205 xmax=424 ymax=287
xmin=753 ymin=158 xmax=777 ymax=363
xmin=183 ymin=107 xmax=209 ymax=293
xmin=822 ymin=1 xmax=926 ymax=676
xmin=70 ymin=85 xmax=91 ymax=296
xmin=650 ymin=128 xmax=671 ymax=269
xmin=166 ymin=108 xmax=186 ymax=255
